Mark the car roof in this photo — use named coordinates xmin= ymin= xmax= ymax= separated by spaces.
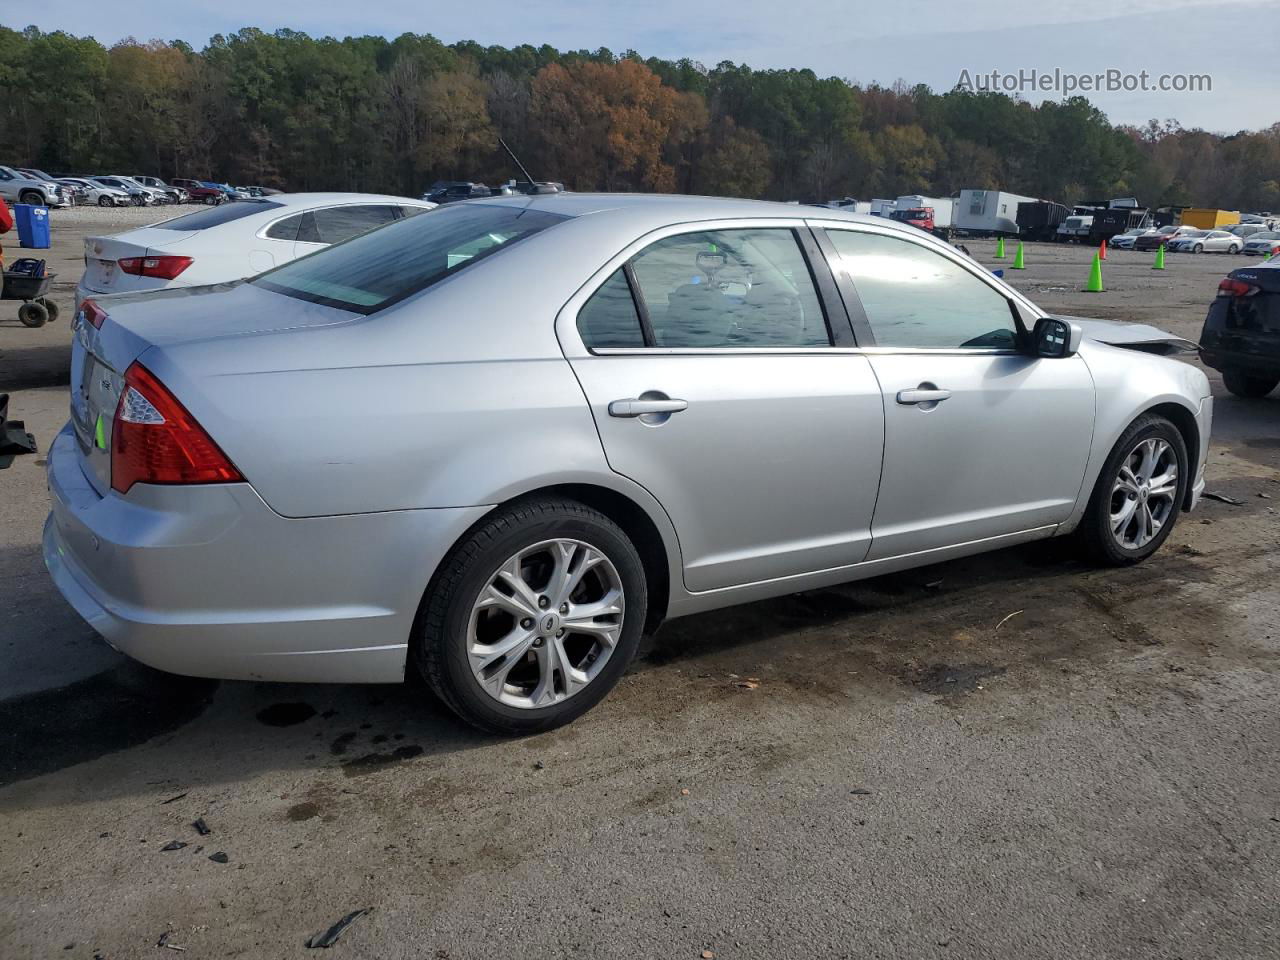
xmin=259 ymin=192 xmax=431 ymax=208
xmin=465 ymin=192 xmax=926 ymax=237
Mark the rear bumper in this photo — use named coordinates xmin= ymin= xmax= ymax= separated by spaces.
xmin=43 ymin=423 xmax=490 ymax=683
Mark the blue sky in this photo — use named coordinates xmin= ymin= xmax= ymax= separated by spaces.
xmin=12 ymin=0 xmax=1276 ymax=131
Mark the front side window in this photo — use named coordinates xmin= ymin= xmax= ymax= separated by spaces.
xmin=826 ymin=230 xmax=1018 ymax=350
xmin=625 ymin=228 xmax=828 ymax=348
xmin=254 ymin=202 xmax=568 ymax=314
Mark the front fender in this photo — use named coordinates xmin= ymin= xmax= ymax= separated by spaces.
xmin=1060 ymin=341 xmax=1211 ymax=532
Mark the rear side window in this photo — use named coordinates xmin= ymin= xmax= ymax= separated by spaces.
xmin=265 ymin=213 xmax=306 ymax=241
xmin=253 ymin=202 xmax=569 ymax=314
xmin=154 ymin=199 xmax=283 ymax=230
xmin=628 ymin=228 xmax=829 ymax=348
xmin=308 ymin=205 xmax=399 ymax=244
xmin=578 ymin=270 xmax=645 ymax=348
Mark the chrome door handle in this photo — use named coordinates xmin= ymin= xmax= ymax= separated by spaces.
xmin=896 ymin=388 xmax=952 ymax=405
xmin=608 ymin=397 xmax=689 ymax=417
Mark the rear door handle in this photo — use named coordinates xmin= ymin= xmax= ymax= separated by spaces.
xmin=608 ymin=398 xmax=689 ymax=417
xmin=896 ymin=388 xmax=952 ymax=405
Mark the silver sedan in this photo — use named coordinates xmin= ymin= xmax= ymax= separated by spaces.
xmin=45 ymin=195 xmax=1213 ymax=733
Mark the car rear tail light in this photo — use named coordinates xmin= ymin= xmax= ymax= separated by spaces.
xmin=117 ymin=255 xmax=194 ymax=280
xmin=1217 ymin=278 xmax=1260 ymax=298
xmin=79 ymin=298 xmax=108 ymax=329
xmin=111 ymin=362 xmax=243 ymax=494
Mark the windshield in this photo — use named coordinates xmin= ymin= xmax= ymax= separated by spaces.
xmin=1252 ymin=232 xmax=1280 ymax=241
xmin=1180 ymin=230 xmax=1207 ymax=238
xmin=254 ymin=202 xmax=569 ymax=314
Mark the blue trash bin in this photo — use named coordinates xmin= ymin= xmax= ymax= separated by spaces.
xmin=15 ymin=204 xmax=51 ymax=249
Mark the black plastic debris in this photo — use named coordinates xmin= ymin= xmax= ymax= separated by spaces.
xmin=305 ymin=908 xmax=371 ymax=948
xmin=192 ymin=818 xmax=210 ymax=836
xmin=208 ymin=851 xmax=229 ymax=864
xmin=1204 ymin=492 xmax=1244 ymax=505
xmin=160 ymin=792 xmax=188 ymax=805
xmin=0 ymin=394 xmax=37 ymax=458
xmin=160 ymin=840 xmax=188 ymax=851
xmin=156 ymin=931 xmax=186 ymax=951
xmin=850 ymin=788 xmax=872 ymax=796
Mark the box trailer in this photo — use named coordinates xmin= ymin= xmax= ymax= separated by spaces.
xmin=1181 ymin=208 xmax=1241 ymax=230
xmin=1015 ymin=200 xmax=1069 ymax=242
xmin=1089 ymin=207 xmax=1151 ymax=243
xmin=954 ymin=189 xmax=1038 ymax=236
xmin=869 ymin=198 xmax=897 ymax=217
xmin=889 ymin=195 xmax=956 ymax=239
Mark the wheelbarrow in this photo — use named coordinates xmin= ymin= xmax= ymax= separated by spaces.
xmin=2 ymin=260 xmax=59 ymax=328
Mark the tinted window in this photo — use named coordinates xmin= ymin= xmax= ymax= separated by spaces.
xmin=311 ymin=205 xmax=399 ymax=244
xmin=578 ymin=269 xmax=645 ymax=348
xmin=400 ymin=205 xmax=430 ymax=219
xmin=628 ymin=229 xmax=828 ymax=348
xmin=254 ymin=203 xmax=568 ymax=314
xmin=265 ymin=212 xmax=306 ymax=241
xmin=827 ymin=230 xmax=1017 ymax=349
xmin=153 ymin=199 xmax=284 ymax=230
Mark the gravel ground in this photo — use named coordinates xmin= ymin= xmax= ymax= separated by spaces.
xmin=47 ymin=203 xmax=190 ymax=228
xmin=2 ymin=225 xmax=1278 ymax=960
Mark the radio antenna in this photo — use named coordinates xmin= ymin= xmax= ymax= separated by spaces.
xmin=499 ymin=137 xmax=538 ymax=191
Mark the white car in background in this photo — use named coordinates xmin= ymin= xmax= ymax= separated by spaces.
xmin=59 ymin=177 xmax=130 ymax=207
xmin=1243 ymin=231 xmax=1280 ymax=257
xmin=1167 ymin=229 xmax=1243 ymax=254
xmin=1108 ymin=227 xmax=1155 ymax=249
xmin=76 ymin=193 xmax=436 ymax=306
xmin=89 ymin=176 xmax=152 ymax=206
xmin=132 ymin=176 xmax=189 ymax=204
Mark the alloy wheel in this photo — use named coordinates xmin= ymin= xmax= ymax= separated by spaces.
xmin=467 ymin=539 xmax=624 ymax=709
xmin=1110 ymin=438 xmax=1178 ymax=550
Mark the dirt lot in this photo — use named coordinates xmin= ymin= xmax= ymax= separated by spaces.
xmin=2 ymin=211 xmax=1278 ymax=959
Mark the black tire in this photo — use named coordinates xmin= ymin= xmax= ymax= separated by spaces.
xmin=414 ymin=497 xmax=648 ymax=735
xmin=18 ymin=190 xmax=43 ymax=206
xmin=1077 ymin=414 xmax=1188 ymax=566
xmin=1223 ymin=368 xmax=1279 ymax=399
xmin=41 ymin=298 xmax=59 ymax=323
xmin=1193 ymin=244 xmax=1204 ymax=254
xmin=17 ymin=301 xmax=48 ymax=328
xmin=97 ymin=195 xmax=111 ymax=207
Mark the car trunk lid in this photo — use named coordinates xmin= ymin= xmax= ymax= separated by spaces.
xmin=70 ymin=283 xmax=359 ymax=497
xmin=81 ymin=228 xmax=199 ymax=294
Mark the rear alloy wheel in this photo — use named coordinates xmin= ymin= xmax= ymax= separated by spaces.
xmin=97 ymin=195 xmax=112 ymax=207
xmin=415 ymin=498 xmax=647 ymax=734
xmin=1078 ymin=414 xmax=1187 ymax=565
xmin=18 ymin=190 xmax=42 ymax=205
xmin=1223 ymin=368 xmax=1279 ymax=399
xmin=1193 ymin=243 xmax=1204 ymax=253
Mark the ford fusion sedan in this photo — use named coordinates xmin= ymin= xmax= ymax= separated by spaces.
xmin=45 ymin=194 xmax=1212 ymax=734
xmin=76 ymin=192 xmax=436 ymax=306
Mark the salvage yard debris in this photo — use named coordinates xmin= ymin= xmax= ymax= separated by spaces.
xmin=305 ymin=908 xmax=371 ymax=948
xmin=1204 ymin=492 xmax=1245 ymax=505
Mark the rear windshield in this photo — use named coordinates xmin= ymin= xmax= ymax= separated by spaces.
xmin=253 ymin=202 xmax=569 ymax=314
xmin=154 ymin=200 xmax=284 ymax=230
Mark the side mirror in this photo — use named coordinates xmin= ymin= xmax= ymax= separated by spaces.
xmin=1032 ymin=316 xmax=1083 ymax=358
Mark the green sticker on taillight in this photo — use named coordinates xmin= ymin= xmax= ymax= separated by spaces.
xmin=94 ymin=414 xmax=106 ymax=450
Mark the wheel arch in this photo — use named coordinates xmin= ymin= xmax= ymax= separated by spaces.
xmin=423 ymin=480 xmax=680 ymax=636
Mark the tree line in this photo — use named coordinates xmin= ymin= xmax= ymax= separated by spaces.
xmin=2 ymin=24 xmax=1277 ymax=212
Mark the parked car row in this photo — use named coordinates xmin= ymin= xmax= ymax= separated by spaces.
xmin=421 ymin=179 xmax=564 ymax=204
xmin=0 ymin=166 xmax=283 ymax=208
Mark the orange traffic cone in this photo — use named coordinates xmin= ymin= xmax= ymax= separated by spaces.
xmin=1098 ymin=239 xmax=1107 ymax=261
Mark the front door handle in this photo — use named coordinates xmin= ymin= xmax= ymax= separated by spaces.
xmin=896 ymin=388 xmax=952 ymax=405
xmin=608 ymin=397 xmax=689 ymax=418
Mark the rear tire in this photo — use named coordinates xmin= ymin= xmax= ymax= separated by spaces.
xmin=17 ymin=301 xmax=48 ymax=328
xmin=1077 ymin=414 xmax=1188 ymax=566
xmin=97 ymin=195 xmax=111 ymax=207
xmin=18 ymin=190 xmax=42 ymax=205
xmin=1223 ymin=368 xmax=1279 ymax=399
xmin=413 ymin=497 xmax=648 ymax=735
xmin=41 ymin=298 xmax=59 ymax=323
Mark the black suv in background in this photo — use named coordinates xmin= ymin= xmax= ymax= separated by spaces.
xmin=1200 ymin=262 xmax=1280 ymax=398
xmin=421 ymin=181 xmax=491 ymax=204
